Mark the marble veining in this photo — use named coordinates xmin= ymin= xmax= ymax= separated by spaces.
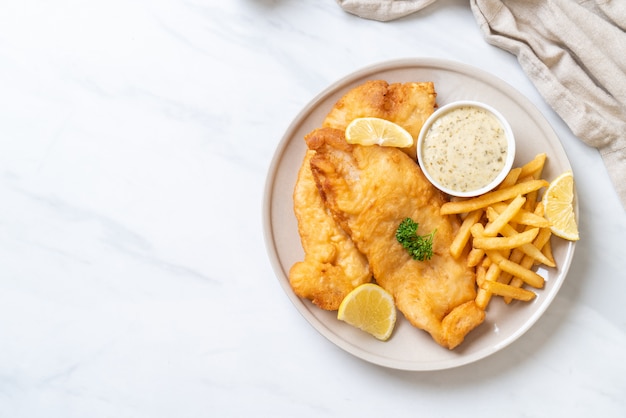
xmin=0 ymin=0 xmax=624 ymax=417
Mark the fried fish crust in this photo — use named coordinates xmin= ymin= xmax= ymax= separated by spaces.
xmin=323 ymin=80 xmax=437 ymax=159
xmin=288 ymin=150 xmax=372 ymax=310
xmin=288 ymin=80 xmax=436 ymax=314
xmin=307 ymin=127 xmax=485 ymax=349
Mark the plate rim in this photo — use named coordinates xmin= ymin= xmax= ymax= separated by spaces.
xmin=263 ymin=57 xmax=577 ymax=371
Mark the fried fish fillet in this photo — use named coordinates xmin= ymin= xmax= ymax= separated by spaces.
xmin=306 ymin=127 xmax=485 ymax=349
xmin=288 ymin=150 xmax=372 ymax=310
xmin=288 ymin=80 xmax=436 ymax=310
xmin=323 ymin=80 xmax=437 ymax=159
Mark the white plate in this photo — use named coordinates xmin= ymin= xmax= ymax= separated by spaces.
xmin=263 ymin=58 xmax=576 ymax=371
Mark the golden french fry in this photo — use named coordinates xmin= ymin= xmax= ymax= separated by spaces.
xmin=509 ymin=233 xmax=554 ymax=267
xmin=449 ymin=155 xmax=558 ymax=307
xmin=501 ymin=234 xmax=533 ymax=303
xmin=497 ymin=271 xmax=514 ymax=286
xmin=473 ymin=228 xmax=539 ymax=250
xmin=542 ymin=238 xmax=555 ymax=266
xmin=486 ymin=250 xmax=545 ymax=288
xmin=475 ymin=288 xmax=491 ymax=310
xmin=485 ymin=257 xmax=503 ymax=281
xmin=490 ymin=202 xmax=551 ymax=228
xmin=476 ymin=265 xmax=487 ymax=287
xmin=485 ymin=209 xmax=555 ymax=267
xmin=467 ymin=247 xmax=485 ymax=267
xmin=519 ymin=153 xmax=547 ymax=179
xmin=470 ymin=222 xmax=485 ymax=237
xmin=521 ymin=155 xmax=546 ymax=212
xmin=483 ymin=195 xmax=526 ymax=236
xmin=475 ymin=263 xmax=500 ymax=309
xmin=534 ymin=201 xmax=545 ymax=217
xmin=440 ymin=180 xmax=548 ymax=215
xmin=450 ymin=209 xmax=483 ymax=259
xmin=504 ymin=225 xmax=554 ymax=303
xmin=534 ymin=229 xmax=553 ymax=253
xmin=504 ymin=204 xmax=553 ymax=297
xmin=508 ymin=246 xmax=526 ymax=265
xmin=481 ymin=280 xmax=536 ymax=302
xmin=525 ymin=187 xmax=540 ymax=212
xmin=481 ymin=256 xmax=493 ymax=268
xmin=497 ymin=167 xmax=522 ymax=190
xmin=475 ymin=291 xmax=491 ymax=310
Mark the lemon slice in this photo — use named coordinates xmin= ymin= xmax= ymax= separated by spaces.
xmin=345 ymin=117 xmax=413 ymax=148
xmin=337 ymin=283 xmax=396 ymax=341
xmin=542 ymin=170 xmax=579 ymax=241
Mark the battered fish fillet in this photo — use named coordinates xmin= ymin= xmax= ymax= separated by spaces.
xmin=288 ymin=150 xmax=372 ymax=310
xmin=288 ymin=80 xmax=434 ymax=310
xmin=288 ymin=80 xmax=436 ymax=312
xmin=306 ymin=127 xmax=485 ymax=349
xmin=323 ymin=80 xmax=437 ymax=159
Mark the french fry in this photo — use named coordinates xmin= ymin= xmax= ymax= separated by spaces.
xmin=490 ymin=202 xmax=551 ymax=228
xmin=476 ymin=264 xmax=487 ymax=287
xmin=497 ymin=167 xmax=522 ymax=190
xmin=449 ymin=155 xmax=561 ymax=309
xmin=475 ymin=289 xmax=491 ymax=310
xmin=500 ymin=243 xmax=529 ymax=290
xmin=467 ymin=247 xmax=485 ymax=267
xmin=520 ymin=154 xmax=546 ymax=212
xmin=440 ymin=179 xmax=548 ymax=215
xmin=485 ymin=250 xmax=545 ymax=289
xmin=519 ymin=153 xmax=547 ymax=179
xmin=533 ymin=204 xmax=555 ymax=266
xmin=542 ymin=239 xmax=555 ymax=266
xmin=504 ymin=204 xmax=553 ymax=303
xmin=450 ymin=209 xmax=483 ymax=259
xmin=497 ymin=270 xmax=514 ymax=286
xmin=472 ymin=228 xmax=539 ymax=250
xmin=470 ymin=222 xmax=486 ymax=237
xmin=475 ymin=263 xmax=499 ymax=309
xmin=502 ymin=227 xmax=554 ymax=267
xmin=470 ymin=224 xmax=492 ymax=267
xmin=483 ymin=194 xmax=525 ymax=236
xmin=485 ymin=256 xmax=504 ymax=281
xmin=481 ymin=280 xmax=536 ymax=302
xmin=525 ymin=192 xmax=538 ymax=212
xmin=505 ymin=228 xmax=553 ymax=297
xmin=534 ymin=228 xmax=553 ymax=253
xmin=485 ymin=208 xmax=555 ymax=267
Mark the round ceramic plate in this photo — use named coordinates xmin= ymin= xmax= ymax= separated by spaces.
xmin=263 ymin=58 xmax=576 ymax=371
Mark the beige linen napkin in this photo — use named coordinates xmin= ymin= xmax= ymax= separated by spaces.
xmin=337 ymin=0 xmax=626 ymax=208
xmin=336 ymin=0 xmax=436 ymax=21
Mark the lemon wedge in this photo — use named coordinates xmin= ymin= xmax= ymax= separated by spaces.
xmin=345 ymin=117 xmax=413 ymax=148
xmin=542 ymin=170 xmax=579 ymax=241
xmin=337 ymin=283 xmax=396 ymax=341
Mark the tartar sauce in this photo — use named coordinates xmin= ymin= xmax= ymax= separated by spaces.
xmin=421 ymin=105 xmax=508 ymax=193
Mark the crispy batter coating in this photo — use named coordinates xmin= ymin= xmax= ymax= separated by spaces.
xmin=307 ymin=127 xmax=485 ymax=349
xmin=323 ymin=80 xmax=437 ymax=159
xmin=289 ymin=150 xmax=371 ymax=310
xmin=289 ymin=80 xmax=484 ymax=348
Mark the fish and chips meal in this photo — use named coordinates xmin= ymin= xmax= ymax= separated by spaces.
xmin=288 ymin=80 xmax=579 ymax=350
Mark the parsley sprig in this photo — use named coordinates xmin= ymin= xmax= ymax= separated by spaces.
xmin=395 ymin=218 xmax=436 ymax=261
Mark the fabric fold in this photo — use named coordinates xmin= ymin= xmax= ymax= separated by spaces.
xmin=469 ymin=0 xmax=626 ymax=208
xmin=335 ymin=0 xmax=437 ymax=21
xmin=336 ymin=0 xmax=626 ymax=208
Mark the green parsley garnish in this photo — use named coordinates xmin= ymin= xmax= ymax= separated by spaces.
xmin=395 ymin=218 xmax=436 ymax=261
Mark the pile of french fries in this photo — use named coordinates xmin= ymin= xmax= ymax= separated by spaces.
xmin=441 ymin=154 xmax=555 ymax=309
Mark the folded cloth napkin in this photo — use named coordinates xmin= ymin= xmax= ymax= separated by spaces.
xmin=336 ymin=0 xmax=436 ymax=21
xmin=337 ymin=0 xmax=626 ymax=209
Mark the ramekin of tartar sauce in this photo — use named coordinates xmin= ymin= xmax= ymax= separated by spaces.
xmin=417 ymin=101 xmax=516 ymax=198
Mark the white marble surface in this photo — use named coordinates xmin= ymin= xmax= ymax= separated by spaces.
xmin=0 ymin=1 xmax=624 ymax=416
